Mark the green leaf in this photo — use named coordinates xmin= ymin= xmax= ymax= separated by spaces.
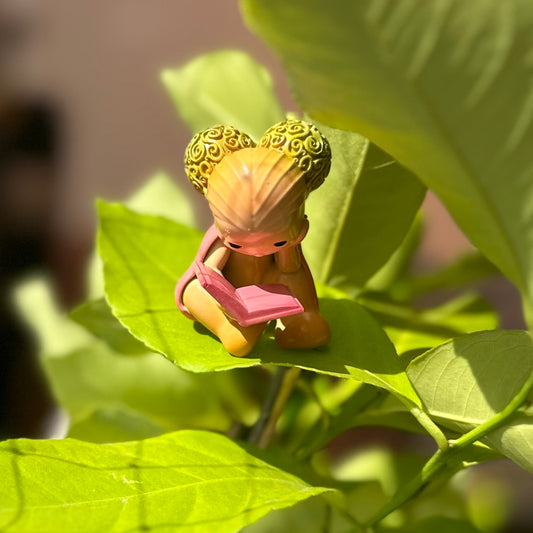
xmin=407 ymin=330 xmax=533 ymax=470
xmin=0 ymin=431 xmax=329 ymax=532
xmin=71 ymin=299 xmax=148 ymax=355
xmin=361 ymin=292 xmax=498 ymax=356
xmin=261 ymin=296 xmax=421 ymax=406
xmin=242 ymin=0 xmax=533 ymax=318
xmin=248 ymin=447 xmax=424 ymax=532
xmin=243 ymin=496 xmax=353 ymax=533
xmin=393 ymin=252 xmax=500 ymax=302
xmin=483 ymin=413 xmax=533 ymax=474
xmin=68 ymin=408 xmax=164 ymax=443
xmin=126 ymin=171 xmax=199 ymax=228
xmin=14 ymin=278 xmax=235 ymax=441
xmin=365 ymin=213 xmax=423 ymax=294
xmin=88 ymin=172 xmax=199 ymax=301
xmin=297 ymin=389 xmax=434 ymax=460
xmin=98 ymin=202 xmax=421 ymax=406
xmin=162 ymin=50 xmax=284 ymax=140
xmin=304 ymin=122 xmax=425 ymax=289
xmin=407 ymin=330 xmax=533 ymax=427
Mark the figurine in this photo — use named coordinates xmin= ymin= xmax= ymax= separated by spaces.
xmin=175 ymin=120 xmax=331 ymax=357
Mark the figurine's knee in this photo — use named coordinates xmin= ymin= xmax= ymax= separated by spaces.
xmin=275 ymin=311 xmax=330 ymax=349
xmin=183 ymin=279 xmax=265 ymax=357
xmin=217 ymin=323 xmax=257 ymax=357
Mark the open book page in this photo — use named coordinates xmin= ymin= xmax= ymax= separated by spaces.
xmin=194 ymin=261 xmax=304 ymax=326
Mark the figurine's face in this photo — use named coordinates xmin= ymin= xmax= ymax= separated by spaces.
xmin=206 ymin=147 xmax=309 ymax=257
xmin=216 ymin=216 xmax=309 ymax=257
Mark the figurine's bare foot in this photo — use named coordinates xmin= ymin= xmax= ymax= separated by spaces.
xmin=183 ymin=279 xmax=265 ymax=357
xmin=275 ymin=311 xmax=330 ymax=349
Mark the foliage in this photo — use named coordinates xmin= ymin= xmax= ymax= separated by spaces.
xmin=0 ymin=431 xmax=328 ymax=532
xmin=4 ymin=1 xmax=533 ymax=531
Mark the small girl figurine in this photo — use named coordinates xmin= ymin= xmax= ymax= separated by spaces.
xmin=175 ymin=120 xmax=331 ymax=357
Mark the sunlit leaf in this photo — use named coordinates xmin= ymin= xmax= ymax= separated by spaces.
xmin=98 ymin=202 xmax=421 ymax=406
xmin=242 ymin=0 xmax=533 ymax=319
xmin=0 ymin=431 xmax=329 ymax=532
xmin=162 ymin=50 xmax=284 ymax=141
xmin=88 ymin=172 xmax=199 ymax=301
xmin=126 ymin=171 xmax=199 ymax=228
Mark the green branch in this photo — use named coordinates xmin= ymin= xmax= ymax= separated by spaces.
xmin=365 ymin=370 xmax=533 ymax=527
xmin=249 ymin=367 xmax=301 ymax=448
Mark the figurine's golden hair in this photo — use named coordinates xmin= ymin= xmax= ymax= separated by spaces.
xmin=183 ymin=120 xmax=331 ymax=236
xmin=206 ymin=147 xmax=306 ymax=235
xmin=184 ymin=120 xmax=331 ymax=195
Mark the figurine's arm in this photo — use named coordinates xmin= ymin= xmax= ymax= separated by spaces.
xmin=275 ymin=245 xmax=302 ymax=273
xmin=204 ymin=239 xmax=231 ymax=273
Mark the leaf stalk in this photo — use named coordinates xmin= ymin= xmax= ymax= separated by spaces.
xmin=365 ymin=370 xmax=533 ymax=527
xmin=248 ymin=367 xmax=301 ymax=448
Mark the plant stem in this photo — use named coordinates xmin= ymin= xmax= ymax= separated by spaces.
xmin=365 ymin=370 xmax=533 ymax=527
xmin=408 ymin=405 xmax=449 ymax=450
xmin=248 ymin=367 xmax=301 ymax=448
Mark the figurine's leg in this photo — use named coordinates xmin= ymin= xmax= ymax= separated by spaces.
xmin=271 ymin=267 xmax=330 ymax=349
xmin=182 ymin=279 xmax=266 ymax=357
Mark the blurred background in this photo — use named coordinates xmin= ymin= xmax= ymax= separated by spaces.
xmin=0 ymin=1 xmax=530 ymax=529
xmin=0 ymin=0 xmax=298 ymax=438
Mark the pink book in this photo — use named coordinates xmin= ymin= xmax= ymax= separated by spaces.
xmin=194 ymin=261 xmax=304 ymax=326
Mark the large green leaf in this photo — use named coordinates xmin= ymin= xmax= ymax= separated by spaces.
xmin=162 ymin=50 xmax=284 ymax=141
xmin=304 ymin=122 xmax=425 ymax=289
xmin=407 ymin=330 xmax=533 ymax=471
xmin=98 ymin=202 xmax=421 ymax=406
xmin=0 ymin=430 xmax=328 ymax=532
xmin=242 ymin=0 xmax=533 ymax=319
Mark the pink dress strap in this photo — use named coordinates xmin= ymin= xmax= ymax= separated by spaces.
xmin=175 ymin=225 xmax=220 ymax=319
